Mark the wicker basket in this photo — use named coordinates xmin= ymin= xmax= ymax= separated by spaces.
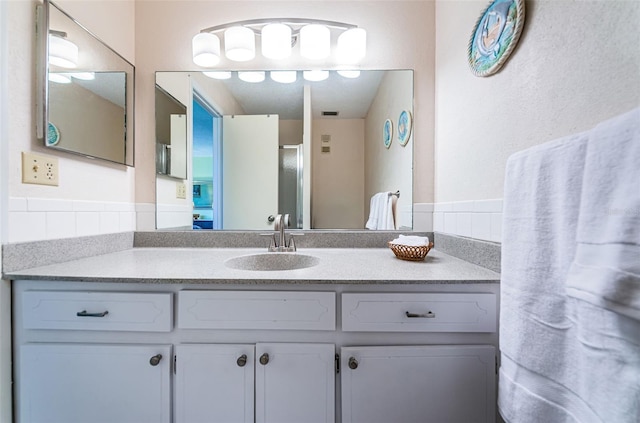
xmin=388 ymin=241 xmax=434 ymax=261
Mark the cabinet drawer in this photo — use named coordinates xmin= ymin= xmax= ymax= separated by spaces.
xmin=341 ymin=293 xmax=496 ymax=332
xmin=178 ymin=291 xmax=336 ymax=330
xmin=22 ymin=291 xmax=173 ymax=332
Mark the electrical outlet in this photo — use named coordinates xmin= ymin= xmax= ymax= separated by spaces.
xmin=22 ymin=152 xmax=59 ymax=186
xmin=176 ymin=182 xmax=187 ymax=199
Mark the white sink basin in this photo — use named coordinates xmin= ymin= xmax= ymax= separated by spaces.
xmin=224 ymin=253 xmax=320 ymax=271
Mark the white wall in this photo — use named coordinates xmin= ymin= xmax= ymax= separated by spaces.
xmin=435 ymin=0 xmax=640 ymax=204
xmin=6 ymin=0 xmax=136 ymax=242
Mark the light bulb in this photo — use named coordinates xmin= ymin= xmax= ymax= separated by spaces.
xmin=262 ymin=24 xmax=292 ymax=59
xmin=300 ymin=24 xmax=330 ymax=60
xmin=238 ymin=71 xmax=265 ymax=83
xmin=225 ymin=26 xmax=255 ymax=61
xmin=270 ymin=71 xmax=297 ymax=83
xmin=303 ymin=70 xmax=329 ymax=82
xmin=49 ymin=34 xmax=78 ymax=68
xmin=337 ymin=28 xmax=366 ymax=64
xmin=203 ymin=71 xmax=232 ymax=80
xmin=337 ymin=70 xmax=361 ymax=78
xmin=192 ymin=33 xmax=221 ymax=67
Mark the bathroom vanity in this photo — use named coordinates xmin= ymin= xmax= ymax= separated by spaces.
xmin=8 ymin=246 xmax=500 ymax=423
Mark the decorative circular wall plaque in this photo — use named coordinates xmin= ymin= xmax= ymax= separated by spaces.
xmin=397 ymin=110 xmax=412 ymax=147
xmin=46 ymin=122 xmax=60 ymax=146
xmin=383 ymin=118 xmax=393 ymax=149
xmin=468 ymin=0 xmax=525 ymax=77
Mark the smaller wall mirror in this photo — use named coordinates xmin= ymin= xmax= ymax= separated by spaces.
xmin=155 ymin=85 xmax=188 ymax=179
xmin=37 ymin=0 xmax=135 ymax=166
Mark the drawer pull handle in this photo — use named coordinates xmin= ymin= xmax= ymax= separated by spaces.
xmin=237 ymin=354 xmax=248 ymax=367
xmin=259 ymin=353 xmax=270 ymax=365
xmin=149 ymin=354 xmax=162 ymax=366
xmin=76 ymin=310 xmax=109 ymax=318
xmin=348 ymin=357 xmax=358 ymax=370
xmin=405 ymin=311 xmax=435 ymax=318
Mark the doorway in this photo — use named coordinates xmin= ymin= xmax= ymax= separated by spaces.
xmin=192 ymin=92 xmax=222 ymax=229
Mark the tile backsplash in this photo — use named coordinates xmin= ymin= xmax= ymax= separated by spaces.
xmin=7 ymin=198 xmax=503 ymax=244
xmin=432 ymin=199 xmax=503 ymax=243
xmin=8 ymin=197 xmax=136 ymax=243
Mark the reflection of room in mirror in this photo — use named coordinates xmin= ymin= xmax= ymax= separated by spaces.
xmin=40 ymin=0 xmax=134 ymax=166
xmin=155 ymin=70 xmax=413 ymax=231
xmin=49 ymin=72 xmax=126 ymax=163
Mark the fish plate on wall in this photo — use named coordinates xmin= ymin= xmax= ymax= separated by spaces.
xmin=468 ymin=0 xmax=526 ymax=77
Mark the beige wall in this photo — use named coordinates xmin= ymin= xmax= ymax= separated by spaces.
xmin=279 ymin=120 xmax=303 ymax=146
xmin=312 ymin=119 xmax=365 ymax=228
xmin=364 ymin=70 xmax=414 ymax=226
xmin=135 ymin=0 xmax=436 ymax=207
xmin=435 ymin=0 xmax=640 ymax=203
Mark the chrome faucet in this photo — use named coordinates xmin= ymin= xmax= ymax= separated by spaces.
xmin=267 ymin=214 xmax=297 ymax=252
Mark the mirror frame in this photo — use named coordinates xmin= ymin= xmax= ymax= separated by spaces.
xmin=36 ymin=0 xmax=135 ymax=166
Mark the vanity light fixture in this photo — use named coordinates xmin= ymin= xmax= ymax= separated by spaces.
xmin=303 ymin=70 xmax=329 ymax=82
xmin=270 ymin=70 xmax=297 ymax=83
xmin=49 ymin=31 xmax=78 ymax=68
xmin=192 ymin=18 xmax=366 ymax=67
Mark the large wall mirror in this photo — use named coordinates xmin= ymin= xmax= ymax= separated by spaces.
xmin=155 ymin=69 xmax=413 ymax=231
xmin=37 ymin=0 xmax=134 ymax=166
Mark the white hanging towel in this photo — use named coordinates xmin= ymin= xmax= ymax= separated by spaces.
xmin=499 ymin=107 xmax=640 ymax=423
xmin=365 ymin=192 xmax=396 ymax=230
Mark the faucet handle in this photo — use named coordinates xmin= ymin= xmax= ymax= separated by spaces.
xmin=259 ymin=233 xmax=277 ymax=251
xmin=286 ymin=232 xmax=303 ymax=251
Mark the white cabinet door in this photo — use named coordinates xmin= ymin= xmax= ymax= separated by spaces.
xmin=256 ymin=343 xmax=335 ymax=423
xmin=174 ymin=344 xmax=254 ymax=423
xmin=341 ymin=345 xmax=496 ymax=423
xmin=18 ymin=343 xmax=171 ymax=423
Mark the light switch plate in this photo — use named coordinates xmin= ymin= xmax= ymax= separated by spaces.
xmin=22 ymin=152 xmax=59 ymax=186
xmin=176 ymin=182 xmax=187 ymax=199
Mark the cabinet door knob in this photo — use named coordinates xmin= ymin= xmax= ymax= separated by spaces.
xmin=237 ymin=354 xmax=247 ymax=367
xmin=268 ymin=215 xmax=276 ymax=223
xmin=259 ymin=353 xmax=270 ymax=365
xmin=348 ymin=357 xmax=358 ymax=370
xmin=149 ymin=354 xmax=162 ymax=366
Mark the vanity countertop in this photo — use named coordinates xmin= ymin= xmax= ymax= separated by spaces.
xmin=4 ymin=247 xmax=500 ymax=284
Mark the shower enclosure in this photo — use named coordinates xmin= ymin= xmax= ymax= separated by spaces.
xmin=279 ymin=145 xmax=303 ymax=229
